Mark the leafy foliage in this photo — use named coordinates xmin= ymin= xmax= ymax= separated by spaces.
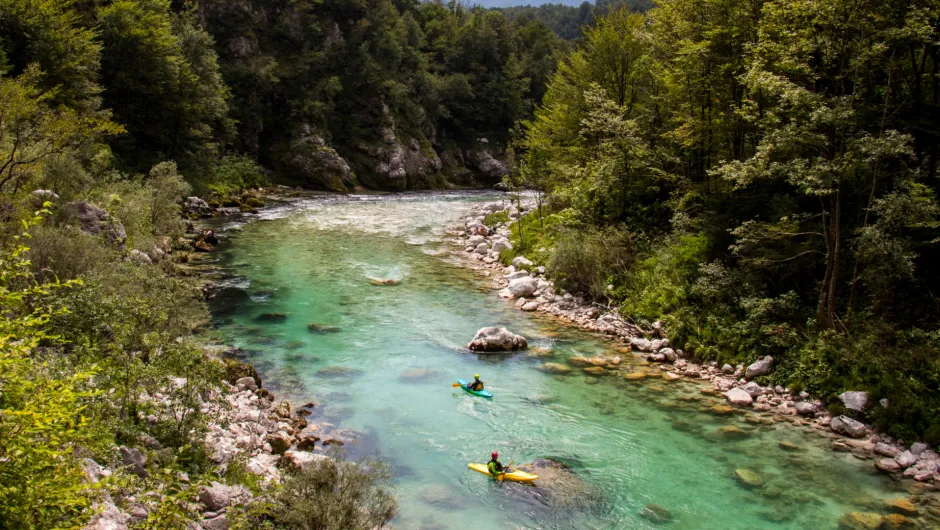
xmin=516 ymin=0 xmax=940 ymax=439
xmin=233 ymin=457 xmax=397 ymax=530
xmin=0 ymin=213 xmax=100 ymax=530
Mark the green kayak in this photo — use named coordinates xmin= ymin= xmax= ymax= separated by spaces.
xmin=457 ymin=379 xmax=493 ymax=398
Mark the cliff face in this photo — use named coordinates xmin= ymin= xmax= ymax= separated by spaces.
xmin=198 ymin=0 xmax=515 ymax=191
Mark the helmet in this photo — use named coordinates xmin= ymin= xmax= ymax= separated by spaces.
xmin=474 ymin=374 xmax=480 ymax=379
xmin=491 ymin=452 xmax=499 ymax=459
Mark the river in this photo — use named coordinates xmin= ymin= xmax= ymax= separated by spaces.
xmin=206 ymin=192 xmax=901 ymax=529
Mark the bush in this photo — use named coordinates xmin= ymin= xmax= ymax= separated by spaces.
xmin=26 ymin=224 xmax=115 ymax=282
xmin=0 ymin=218 xmax=101 ymax=530
xmin=203 ymin=154 xmax=267 ymax=197
xmin=46 ymin=261 xmax=214 ymax=451
xmin=483 ymin=209 xmax=509 ymax=226
xmin=250 ymin=456 xmax=397 ymax=530
xmin=548 ymin=226 xmax=634 ymax=300
xmin=91 ymin=162 xmax=190 ymax=250
xmin=618 ymin=233 xmax=709 ymax=322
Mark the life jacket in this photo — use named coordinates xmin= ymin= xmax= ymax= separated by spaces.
xmin=487 ymin=460 xmax=503 ymax=476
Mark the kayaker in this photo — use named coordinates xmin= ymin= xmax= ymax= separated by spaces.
xmin=468 ymin=374 xmax=484 ymax=391
xmin=487 ymin=452 xmax=507 ymax=476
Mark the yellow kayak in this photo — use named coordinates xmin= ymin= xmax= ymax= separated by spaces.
xmin=467 ymin=463 xmax=539 ymax=483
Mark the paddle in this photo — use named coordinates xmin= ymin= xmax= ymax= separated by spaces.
xmin=497 ymin=460 xmax=514 ymax=483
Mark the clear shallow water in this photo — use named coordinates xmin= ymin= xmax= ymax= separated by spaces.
xmin=208 ymin=192 xmax=902 ymax=529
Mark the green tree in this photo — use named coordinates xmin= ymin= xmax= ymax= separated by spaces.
xmin=0 ymin=0 xmax=102 ymax=111
xmin=98 ymin=0 xmax=231 ymax=175
xmin=0 ymin=213 xmax=100 ymax=530
xmin=0 ymin=66 xmax=121 ymax=194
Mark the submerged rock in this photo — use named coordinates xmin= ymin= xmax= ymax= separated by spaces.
xmin=717 ymin=425 xmax=750 ymax=440
xmin=316 ymin=366 xmax=362 ymax=378
xmin=838 ymin=512 xmax=883 ymax=530
xmin=710 ymin=405 xmax=736 ymax=415
xmin=734 ymin=468 xmax=764 ymax=488
xmin=399 ymin=368 xmax=443 ymax=381
xmin=884 ymin=498 xmax=918 ymax=515
xmin=881 ymin=514 xmax=916 ymax=529
xmin=510 ymin=458 xmax=602 ymax=510
xmin=368 ymin=278 xmax=400 ymax=286
xmin=467 ymin=327 xmax=528 ymax=352
xmin=308 ymin=323 xmax=341 ymax=333
xmin=255 ymin=313 xmax=288 ymax=322
xmin=640 ymin=504 xmax=673 ymax=523
xmin=525 ymin=347 xmax=553 ymax=359
xmin=542 ymin=363 xmax=572 ymax=375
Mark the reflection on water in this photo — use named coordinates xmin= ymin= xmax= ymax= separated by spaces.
xmin=210 ymin=192 xmax=908 ymax=529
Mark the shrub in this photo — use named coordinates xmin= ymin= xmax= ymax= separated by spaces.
xmin=548 ymin=226 xmax=634 ymax=300
xmin=26 ymin=225 xmax=115 ymax=282
xmin=483 ymin=209 xmax=509 ymax=226
xmin=203 ymin=154 xmax=267 ymax=197
xmin=46 ymin=261 xmax=214 ymax=451
xmin=0 ymin=217 xmax=101 ymax=529
xmin=91 ymin=162 xmax=190 ymax=250
xmin=618 ymin=233 xmax=708 ymax=323
xmin=265 ymin=456 xmax=397 ymax=530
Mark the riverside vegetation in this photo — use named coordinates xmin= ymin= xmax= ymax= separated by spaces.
xmin=502 ymin=1 xmax=940 ymax=447
xmin=0 ymin=0 xmax=566 ymax=527
xmin=2 ymin=0 xmax=940 ymax=529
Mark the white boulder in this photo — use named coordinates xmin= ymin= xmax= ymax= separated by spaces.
xmin=725 ymin=388 xmax=754 ymax=406
xmin=467 ymin=327 xmax=528 ymax=352
xmin=838 ymin=391 xmax=869 ymax=413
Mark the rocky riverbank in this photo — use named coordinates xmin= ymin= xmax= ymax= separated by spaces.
xmin=449 ymin=200 xmax=940 ymax=500
xmin=84 ymin=353 xmax=363 ymax=530
xmin=84 ymin=195 xmax=361 ymax=530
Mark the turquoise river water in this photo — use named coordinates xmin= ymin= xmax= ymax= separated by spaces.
xmin=206 ymin=192 xmax=905 ymax=529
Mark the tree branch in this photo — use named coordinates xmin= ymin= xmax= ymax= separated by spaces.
xmin=751 ymin=249 xmax=825 ymax=264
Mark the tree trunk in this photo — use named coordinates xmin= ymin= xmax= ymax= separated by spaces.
xmin=817 ymin=201 xmax=834 ymax=327
xmin=827 ymin=184 xmax=842 ymax=329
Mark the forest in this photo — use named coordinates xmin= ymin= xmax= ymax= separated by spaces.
xmin=507 ymin=0 xmax=940 ymax=444
xmin=1 ymin=0 xmax=939 ymax=528
xmin=0 ymin=0 xmax=560 ymax=527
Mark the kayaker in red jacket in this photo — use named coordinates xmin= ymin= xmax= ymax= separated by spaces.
xmin=468 ymin=374 xmax=484 ymax=391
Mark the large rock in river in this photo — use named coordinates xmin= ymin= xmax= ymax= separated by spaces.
xmin=467 ymin=327 xmax=527 ymax=352
xmin=508 ymin=459 xmax=602 ymax=511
